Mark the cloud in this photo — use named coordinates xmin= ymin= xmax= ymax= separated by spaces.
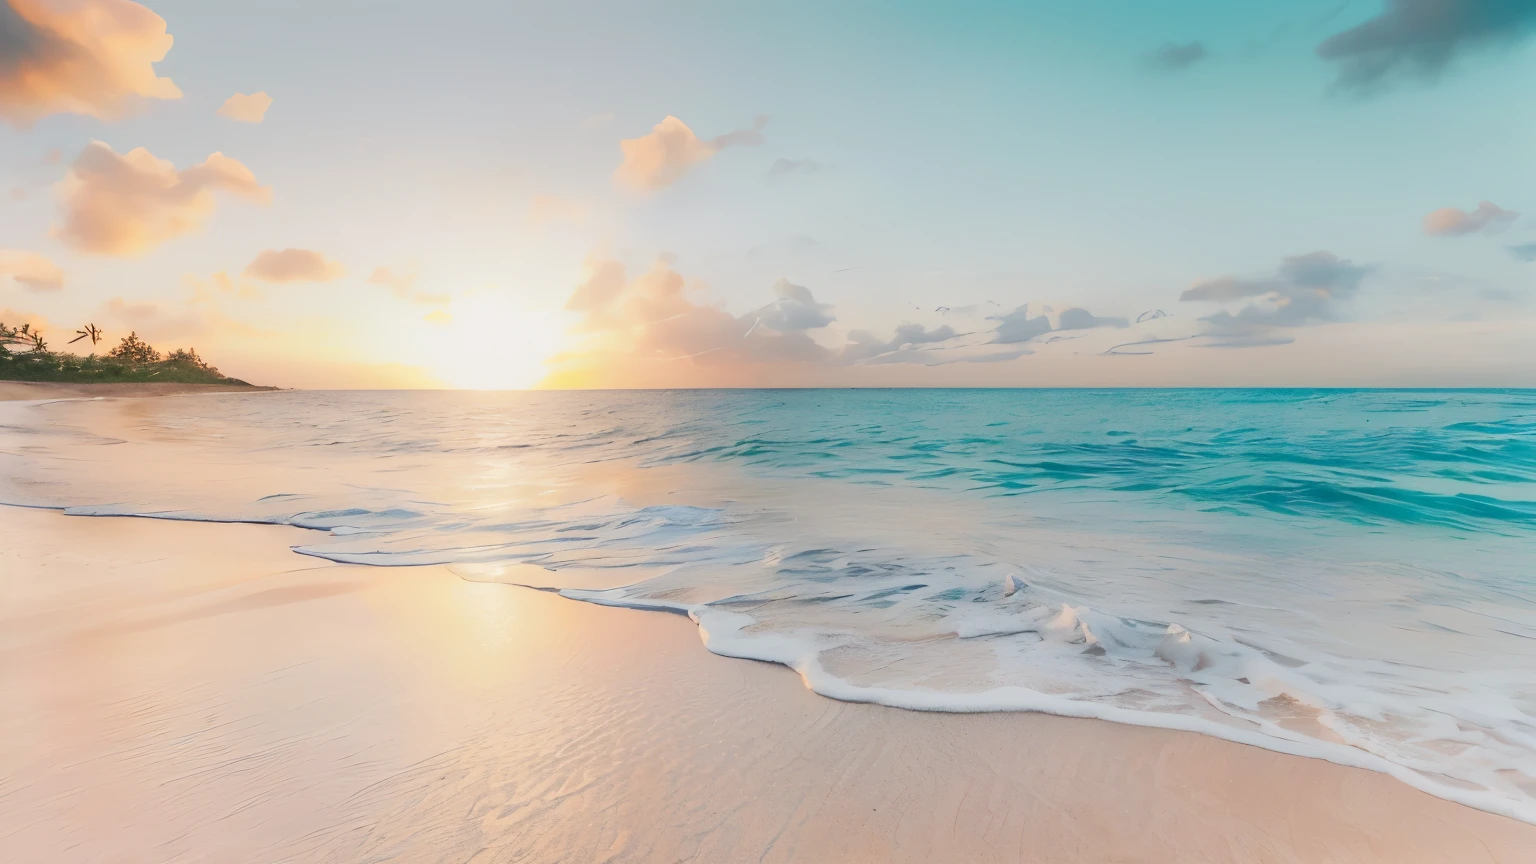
xmin=1144 ymin=41 xmax=1208 ymax=71
xmin=840 ymin=323 xmax=960 ymax=364
xmin=548 ymin=256 xmax=1154 ymax=385
xmin=55 ymin=141 xmax=269 ymax=256
xmin=614 ymin=114 xmax=770 ymax=191
xmin=1057 ymin=308 xmax=1128 ymax=330
xmin=244 ymin=248 xmax=345 ymax=283
xmin=767 ymin=158 xmax=820 ymax=179
xmin=528 ymin=194 xmax=587 ymax=226
xmin=368 ymin=265 xmax=414 ymax=295
xmin=752 ymin=278 xmax=835 ymax=331
xmin=101 ymin=296 xmax=209 ymax=341
xmin=711 ymin=114 xmax=770 ymax=148
xmin=0 ymin=248 xmax=62 ymax=290
xmin=1423 ymin=200 xmax=1519 ymax=236
xmin=217 ymin=91 xmax=271 ymax=123
xmin=1183 ymin=250 xmax=1373 ymax=345
xmin=1509 ymin=242 xmax=1536 ymax=262
xmin=1317 ymin=0 xmax=1536 ymax=93
xmin=991 ymin=304 xmax=1053 ymax=343
xmin=367 ymin=265 xmax=447 ymax=305
xmin=0 ymin=306 xmax=49 ymax=332
xmin=987 ymin=303 xmax=1126 ymax=344
xmin=0 ymin=0 xmax=181 ymax=126
xmin=551 ymin=256 xmax=832 ymax=386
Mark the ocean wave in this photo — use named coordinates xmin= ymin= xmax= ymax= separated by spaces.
xmin=3 ymin=388 xmax=1536 ymax=822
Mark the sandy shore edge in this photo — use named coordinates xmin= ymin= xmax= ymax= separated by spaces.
xmin=0 ymin=380 xmax=280 ymax=400
xmin=2 ymin=506 xmax=1532 ymax=863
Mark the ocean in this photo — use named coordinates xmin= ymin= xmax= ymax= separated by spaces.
xmin=4 ymin=388 xmax=1534 ymax=822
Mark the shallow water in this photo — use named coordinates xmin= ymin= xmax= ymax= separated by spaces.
xmin=3 ymin=389 xmax=1534 ymax=821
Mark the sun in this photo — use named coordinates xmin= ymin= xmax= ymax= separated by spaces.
xmin=423 ymin=293 xmax=566 ymax=390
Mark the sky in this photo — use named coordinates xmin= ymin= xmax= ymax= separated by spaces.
xmin=1 ymin=0 xmax=1534 ymax=389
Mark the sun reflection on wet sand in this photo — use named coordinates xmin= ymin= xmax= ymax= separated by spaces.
xmin=3 ymin=506 xmax=1535 ymax=863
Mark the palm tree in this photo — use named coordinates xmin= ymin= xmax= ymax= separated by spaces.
xmin=4 ymin=323 xmax=48 ymax=353
xmin=69 ymin=323 xmax=104 ymax=347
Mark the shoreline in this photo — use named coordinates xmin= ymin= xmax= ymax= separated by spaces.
xmin=3 ymin=505 xmax=1533 ymax=862
xmin=0 ymin=380 xmax=279 ymax=401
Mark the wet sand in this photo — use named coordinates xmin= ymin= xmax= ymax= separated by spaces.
xmin=0 ymin=381 xmax=278 ymax=401
xmin=2 ymin=505 xmax=1533 ymax=863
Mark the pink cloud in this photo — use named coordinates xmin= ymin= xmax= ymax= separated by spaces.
xmin=1423 ymin=201 xmax=1519 ymax=237
xmin=0 ymin=0 xmax=181 ymax=126
xmin=55 ymin=141 xmax=270 ymax=256
xmin=547 ymin=255 xmax=830 ymax=387
xmin=244 ymin=248 xmax=345 ymax=283
xmin=613 ymin=114 xmax=769 ymax=191
xmin=0 ymin=249 xmax=64 ymax=290
xmin=367 ymin=265 xmax=448 ymax=305
xmin=217 ymin=91 xmax=272 ymax=123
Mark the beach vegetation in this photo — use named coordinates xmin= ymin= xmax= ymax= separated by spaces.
xmin=0 ymin=323 xmax=255 ymax=385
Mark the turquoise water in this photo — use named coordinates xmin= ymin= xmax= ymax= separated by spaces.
xmin=4 ymin=389 xmax=1535 ymax=820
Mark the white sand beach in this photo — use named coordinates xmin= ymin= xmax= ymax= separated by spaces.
xmin=0 ymin=381 xmax=278 ymax=401
xmin=3 ymin=504 xmax=1533 ymax=863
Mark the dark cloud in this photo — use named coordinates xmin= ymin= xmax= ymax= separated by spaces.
xmin=767 ymin=158 xmax=821 ymax=179
xmin=752 ymin=279 xmax=835 ymax=331
xmin=839 ymin=323 xmax=958 ymax=364
xmin=1144 ymin=41 xmax=1208 ymax=71
xmin=891 ymin=322 xmax=957 ymax=345
xmin=1182 ymin=251 xmax=1373 ymax=345
xmin=1057 ymin=308 xmax=1128 ymax=330
xmin=1509 ymin=242 xmax=1536 ymax=262
xmin=1317 ymin=0 xmax=1536 ymax=94
xmin=991 ymin=304 xmax=1053 ymax=343
xmin=987 ymin=303 xmax=1126 ymax=343
xmin=1182 ymin=251 xmax=1370 ymax=307
xmin=710 ymin=114 xmax=771 ymax=149
xmin=0 ymin=1 xmax=52 ymax=75
xmin=1424 ymin=200 xmax=1519 ymax=236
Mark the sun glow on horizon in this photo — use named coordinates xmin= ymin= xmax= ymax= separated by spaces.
xmin=421 ymin=294 xmax=567 ymax=390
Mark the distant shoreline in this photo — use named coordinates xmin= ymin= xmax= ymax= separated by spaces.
xmin=0 ymin=381 xmax=279 ymax=401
